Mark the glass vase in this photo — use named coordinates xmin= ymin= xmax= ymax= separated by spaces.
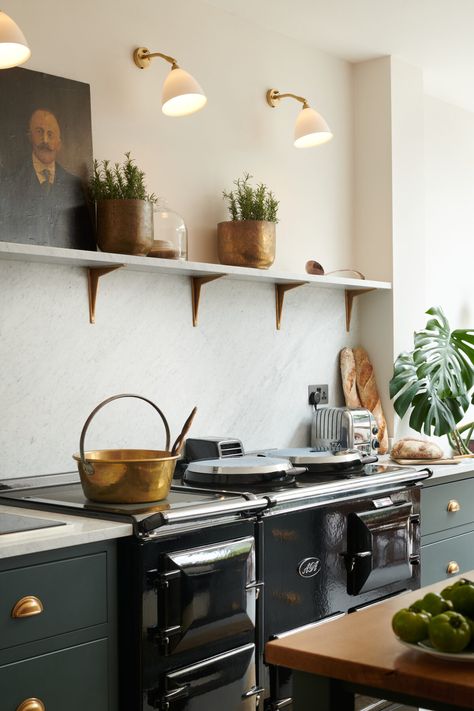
xmin=150 ymin=200 xmax=188 ymax=261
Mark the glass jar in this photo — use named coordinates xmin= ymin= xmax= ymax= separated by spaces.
xmin=150 ymin=200 xmax=188 ymax=261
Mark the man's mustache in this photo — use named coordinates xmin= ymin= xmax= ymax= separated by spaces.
xmin=37 ymin=143 xmax=54 ymax=152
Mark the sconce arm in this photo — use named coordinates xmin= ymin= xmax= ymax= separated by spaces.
xmin=266 ymin=89 xmax=309 ymax=109
xmin=133 ymin=47 xmax=179 ymax=70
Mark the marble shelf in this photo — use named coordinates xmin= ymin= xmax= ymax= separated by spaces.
xmin=0 ymin=241 xmax=391 ymax=329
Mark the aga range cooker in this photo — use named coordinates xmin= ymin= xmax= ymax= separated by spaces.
xmin=0 ymin=453 xmax=431 ymax=711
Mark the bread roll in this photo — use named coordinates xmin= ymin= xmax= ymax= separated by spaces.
xmin=353 ymin=347 xmax=389 ymax=454
xmin=391 ymin=438 xmax=443 ymax=460
xmin=340 ymin=348 xmax=361 ymax=408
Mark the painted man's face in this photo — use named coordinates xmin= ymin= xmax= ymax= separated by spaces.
xmin=28 ymin=110 xmax=62 ymax=165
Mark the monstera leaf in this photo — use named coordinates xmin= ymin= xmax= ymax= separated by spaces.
xmin=390 ymin=307 xmax=474 ymax=436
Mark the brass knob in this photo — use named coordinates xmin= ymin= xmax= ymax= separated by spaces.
xmin=447 ymin=561 xmax=460 ymax=575
xmin=16 ymin=699 xmax=45 ymax=711
xmin=447 ymin=499 xmax=461 ymax=513
xmin=11 ymin=595 xmax=44 ymax=619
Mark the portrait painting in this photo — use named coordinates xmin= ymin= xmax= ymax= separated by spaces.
xmin=0 ymin=67 xmax=95 ymax=251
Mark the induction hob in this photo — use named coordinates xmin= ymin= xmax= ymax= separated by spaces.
xmin=0 ymin=511 xmax=66 ymax=535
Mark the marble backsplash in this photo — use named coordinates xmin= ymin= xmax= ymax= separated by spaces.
xmin=0 ymin=260 xmax=360 ymax=479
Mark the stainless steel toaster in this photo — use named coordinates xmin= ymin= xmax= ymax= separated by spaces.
xmin=311 ymin=407 xmax=379 ymax=455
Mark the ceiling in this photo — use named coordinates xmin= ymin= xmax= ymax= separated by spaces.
xmin=204 ymin=0 xmax=474 ymax=112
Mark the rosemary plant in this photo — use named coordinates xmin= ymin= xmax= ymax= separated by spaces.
xmin=89 ymin=152 xmax=157 ymax=203
xmin=222 ymin=173 xmax=279 ymax=222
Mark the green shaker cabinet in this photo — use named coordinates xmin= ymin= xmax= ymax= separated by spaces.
xmin=0 ymin=540 xmax=118 ymax=711
xmin=421 ymin=469 xmax=474 ymax=586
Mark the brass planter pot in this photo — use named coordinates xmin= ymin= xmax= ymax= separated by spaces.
xmin=217 ymin=220 xmax=276 ymax=269
xmin=96 ymin=199 xmax=154 ymax=255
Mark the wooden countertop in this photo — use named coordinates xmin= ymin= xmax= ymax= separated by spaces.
xmin=266 ymin=573 xmax=474 ymax=710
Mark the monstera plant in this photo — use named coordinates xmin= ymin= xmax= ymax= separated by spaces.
xmin=390 ymin=306 xmax=474 ymax=437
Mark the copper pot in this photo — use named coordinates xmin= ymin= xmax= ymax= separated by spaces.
xmin=96 ymin=199 xmax=153 ymax=255
xmin=73 ymin=394 xmax=178 ymax=503
xmin=217 ymin=220 xmax=276 ymax=269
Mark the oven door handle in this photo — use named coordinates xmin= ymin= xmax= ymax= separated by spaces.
xmin=160 ymin=684 xmax=189 ymax=708
xmin=242 ymin=685 xmax=265 ymax=700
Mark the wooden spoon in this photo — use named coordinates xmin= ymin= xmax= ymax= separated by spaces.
xmin=171 ymin=407 xmax=198 ymax=456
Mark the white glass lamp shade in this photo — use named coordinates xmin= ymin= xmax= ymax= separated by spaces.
xmin=161 ymin=67 xmax=207 ymax=117
xmin=294 ymin=106 xmax=332 ymax=148
xmin=0 ymin=11 xmax=30 ymax=69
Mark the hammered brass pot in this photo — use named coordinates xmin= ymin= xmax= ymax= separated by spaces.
xmin=73 ymin=394 xmax=178 ymax=503
xmin=96 ymin=199 xmax=153 ymax=255
xmin=217 ymin=220 xmax=276 ymax=269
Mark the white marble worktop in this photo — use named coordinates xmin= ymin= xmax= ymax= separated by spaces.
xmin=384 ymin=456 xmax=474 ymax=486
xmin=0 ymin=504 xmax=132 ymax=560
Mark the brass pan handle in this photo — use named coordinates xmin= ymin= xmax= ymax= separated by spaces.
xmin=11 ymin=595 xmax=43 ymax=618
xmin=16 ymin=699 xmax=45 ymax=711
xmin=79 ymin=394 xmax=171 ymax=476
xmin=447 ymin=499 xmax=461 ymax=513
xmin=447 ymin=561 xmax=460 ymax=575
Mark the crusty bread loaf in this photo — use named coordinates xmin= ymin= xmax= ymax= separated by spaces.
xmin=391 ymin=437 xmax=443 ymax=460
xmin=340 ymin=347 xmax=361 ymax=408
xmin=353 ymin=347 xmax=389 ymax=454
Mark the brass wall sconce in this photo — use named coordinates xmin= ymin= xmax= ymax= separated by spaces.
xmin=0 ymin=10 xmax=30 ymax=69
xmin=133 ymin=47 xmax=207 ymax=117
xmin=266 ymin=88 xmax=332 ymax=148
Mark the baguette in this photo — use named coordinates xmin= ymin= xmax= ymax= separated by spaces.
xmin=353 ymin=347 xmax=389 ymax=454
xmin=340 ymin=347 xmax=361 ymax=408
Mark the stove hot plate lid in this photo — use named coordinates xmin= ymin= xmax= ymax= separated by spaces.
xmin=256 ymin=447 xmax=377 ymax=472
xmin=184 ymin=454 xmax=296 ymax=485
xmin=186 ymin=455 xmax=294 ymax=475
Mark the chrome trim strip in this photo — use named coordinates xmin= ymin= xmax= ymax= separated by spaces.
xmin=159 ymin=498 xmax=267 ymax=524
xmin=273 ymin=612 xmax=346 ymax=639
xmin=264 ymin=467 xmax=431 ymax=505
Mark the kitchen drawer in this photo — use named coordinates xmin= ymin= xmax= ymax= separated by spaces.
xmin=0 ymin=638 xmax=108 ymax=711
xmin=0 ymin=553 xmax=107 ymax=649
xmin=421 ymin=478 xmax=474 ymax=536
xmin=421 ymin=530 xmax=474 ymax=586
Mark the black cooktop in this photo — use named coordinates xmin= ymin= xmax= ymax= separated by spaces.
xmin=0 ymin=464 xmax=429 ymax=535
xmin=0 ymin=511 xmax=66 ymax=535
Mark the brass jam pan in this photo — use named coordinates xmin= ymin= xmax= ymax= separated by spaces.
xmin=73 ymin=394 xmax=179 ymax=504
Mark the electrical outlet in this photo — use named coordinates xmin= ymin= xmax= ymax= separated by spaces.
xmin=308 ymin=384 xmax=329 ymax=405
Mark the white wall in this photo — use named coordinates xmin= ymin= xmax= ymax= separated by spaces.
xmin=0 ymin=0 xmax=361 ymax=478
xmin=3 ymin=0 xmax=353 ymax=274
xmin=424 ymin=96 xmax=474 ymax=328
xmin=424 ymin=95 xmax=474 ymax=429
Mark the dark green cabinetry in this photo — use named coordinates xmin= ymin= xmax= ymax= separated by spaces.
xmin=0 ymin=540 xmax=118 ymax=711
xmin=421 ymin=470 xmax=474 ymax=586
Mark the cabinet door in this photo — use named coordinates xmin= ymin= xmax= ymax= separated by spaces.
xmin=421 ymin=530 xmax=474 ymax=586
xmin=421 ymin=478 xmax=474 ymax=536
xmin=0 ymin=553 xmax=107 ymax=649
xmin=0 ymin=639 xmax=108 ymax=711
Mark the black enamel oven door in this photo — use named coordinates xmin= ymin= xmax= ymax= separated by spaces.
xmin=343 ymin=502 xmax=414 ymax=595
xmin=155 ymin=536 xmax=256 ymax=656
xmin=151 ymin=644 xmax=262 ymax=711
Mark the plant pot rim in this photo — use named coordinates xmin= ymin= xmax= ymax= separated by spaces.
xmin=96 ymin=198 xmax=154 ymax=204
xmin=217 ymin=219 xmax=277 ymax=226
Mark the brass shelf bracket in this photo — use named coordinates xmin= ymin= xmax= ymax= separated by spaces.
xmin=88 ymin=266 xmax=124 ymax=324
xmin=191 ymin=275 xmax=224 ymax=326
xmin=344 ymin=288 xmax=375 ymax=331
xmin=275 ymin=282 xmax=307 ymax=330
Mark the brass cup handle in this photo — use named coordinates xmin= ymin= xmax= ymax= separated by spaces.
xmin=11 ymin=595 xmax=44 ymax=619
xmin=447 ymin=499 xmax=461 ymax=513
xmin=447 ymin=561 xmax=460 ymax=575
xmin=16 ymin=699 xmax=45 ymax=711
